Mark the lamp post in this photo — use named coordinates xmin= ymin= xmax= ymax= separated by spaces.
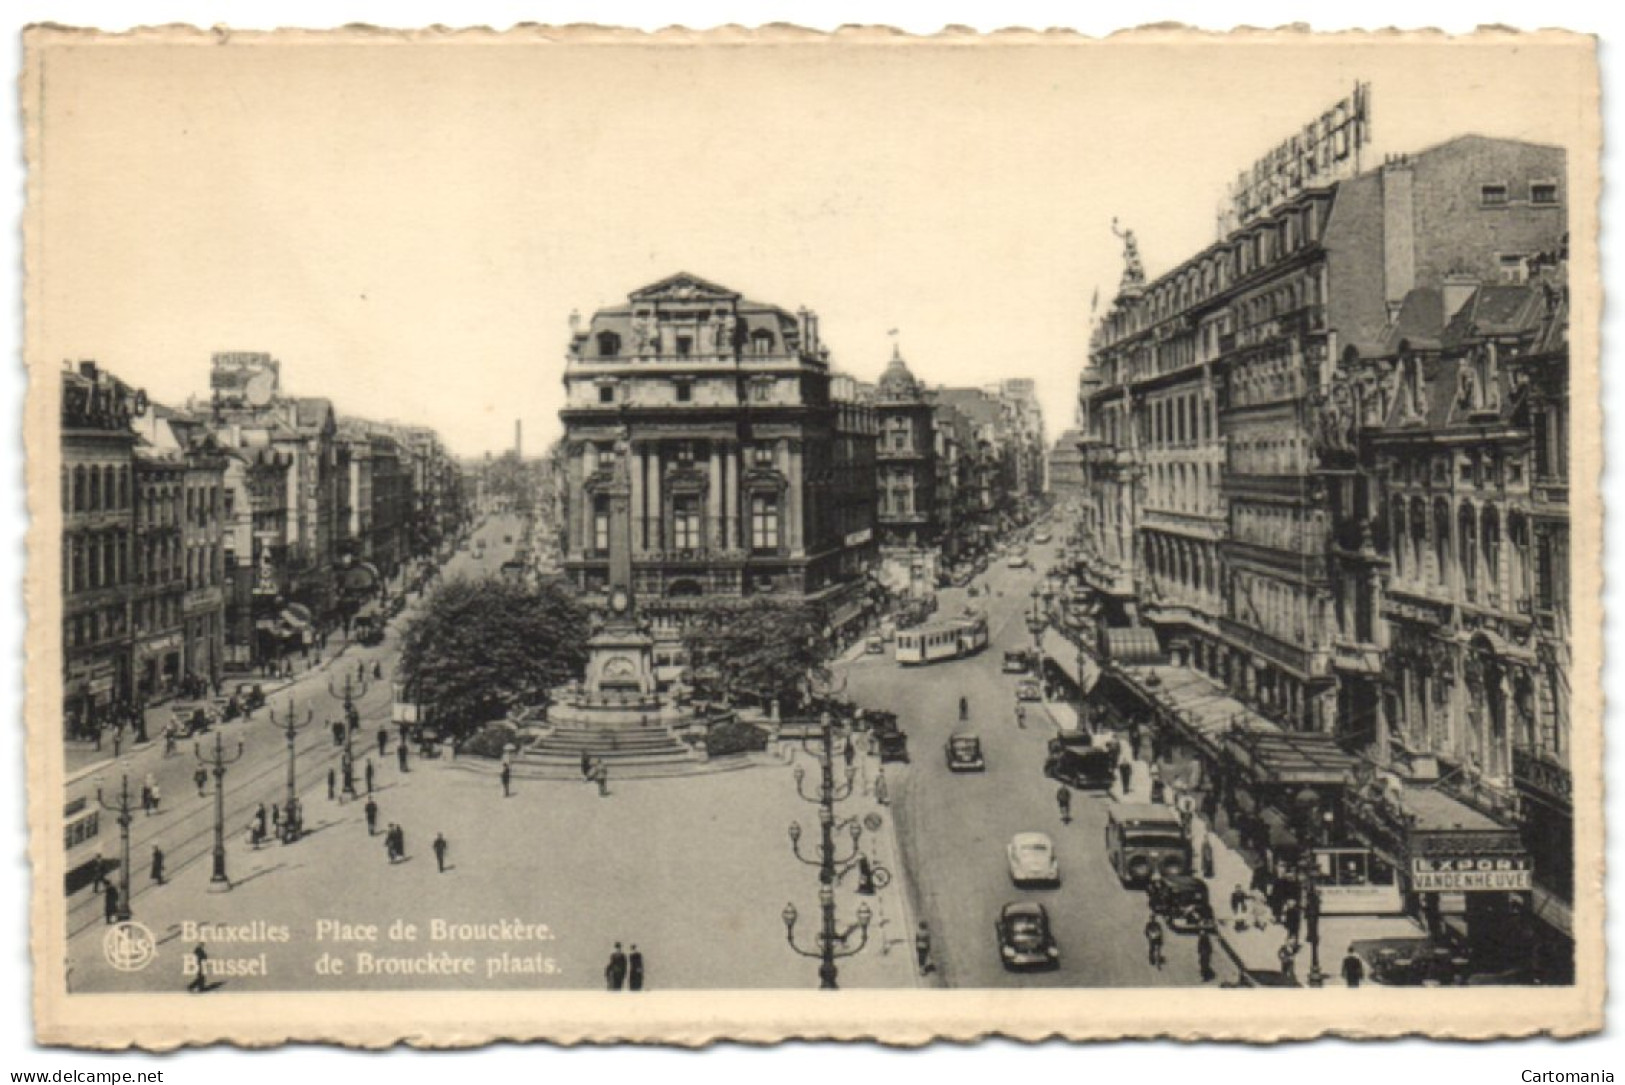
xmin=195 ymin=731 xmax=246 ymax=886
xmin=92 ymin=765 xmax=135 ymax=921
xmin=782 ymin=892 xmax=873 ymax=990
xmin=329 ymin=673 xmax=370 ymax=758
xmin=269 ymin=699 xmax=314 ymax=843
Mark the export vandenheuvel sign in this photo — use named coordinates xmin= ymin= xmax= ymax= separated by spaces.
xmin=1411 ymin=855 xmax=1533 ymax=892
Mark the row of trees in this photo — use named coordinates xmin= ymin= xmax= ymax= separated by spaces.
xmin=398 ymin=578 xmax=838 ymax=737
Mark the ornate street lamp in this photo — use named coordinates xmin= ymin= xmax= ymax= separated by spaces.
xmin=195 ymin=731 xmax=246 ymax=886
xmin=789 ymin=812 xmax=865 ymax=885
xmin=93 ymin=765 xmax=136 ymax=922
xmin=269 ymin=699 xmax=315 ymax=843
xmin=329 ymin=672 xmax=371 ymax=757
xmin=782 ymin=890 xmax=873 ymax=990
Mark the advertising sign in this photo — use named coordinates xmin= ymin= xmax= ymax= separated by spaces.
xmin=1222 ymin=81 xmax=1372 ymax=231
xmin=1411 ymin=855 xmax=1533 ymax=893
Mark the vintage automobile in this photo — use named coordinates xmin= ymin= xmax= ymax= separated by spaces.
xmin=1007 ymin=554 xmax=1030 ymax=569
xmin=868 ymin=710 xmax=910 ymax=764
xmin=944 ymin=732 xmax=986 ymax=773
xmin=1002 ymin=649 xmax=1032 ymax=674
xmin=169 ymin=701 xmax=217 ymax=737
xmin=995 ymin=901 xmax=1060 ymax=971
xmin=1006 ymin=832 xmax=1060 ymax=887
xmin=1033 ymin=532 xmax=1053 ymax=545
xmin=1147 ymin=873 xmax=1215 ymax=933
xmin=1044 ymin=731 xmax=1118 ymax=790
xmin=865 ymin=634 xmax=886 ymax=655
xmin=1016 ymin=678 xmax=1043 ymax=702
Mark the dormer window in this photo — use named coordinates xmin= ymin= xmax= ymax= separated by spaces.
xmin=750 ymin=328 xmax=774 ymax=356
xmin=597 ymin=331 xmax=621 ymax=358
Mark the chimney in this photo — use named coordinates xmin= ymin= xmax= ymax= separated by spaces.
xmin=78 ymin=360 xmax=98 ymax=379
xmin=1381 ymin=156 xmax=1416 ymax=312
xmin=1442 ymin=272 xmax=1480 ymax=324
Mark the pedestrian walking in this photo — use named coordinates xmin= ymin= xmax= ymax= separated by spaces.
xmin=580 ymin=751 xmax=591 ymax=779
xmin=343 ymin=762 xmax=357 ymax=800
xmin=843 ymin=737 xmax=855 ymax=769
xmin=500 ymin=762 xmax=512 ymax=798
xmin=1144 ymin=914 xmax=1164 ymax=969
xmin=378 ymin=727 xmax=389 ymax=757
xmin=1278 ymin=937 xmax=1299 ymax=983
xmin=331 ymin=720 xmax=344 ymax=747
xmin=384 ymin=824 xmax=399 ymax=863
xmin=1341 ymin=949 xmax=1365 ymax=988
xmin=1283 ymin=898 xmax=1302 ymax=942
xmin=1118 ymin=760 xmax=1133 ymax=795
xmin=397 ymin=743 xmax=408 ymax=772
xmin=271 ymin=803 xmax=282 ymax=835
xmin=394 ymin=823 xmax=407 ymax=860
xmin=606 ymin=943 xmax=628 ymax=990
xmin=1196 ymin=929 xmax=1215 ymax=982
xmin=365 ymin=798 xmax=379 ymax=835
xmin=856 ymin=855 xmax=876 ymax=895
xmin=1201 ymin=834 xmax=1216 ymax=879
xmin=595 ymin=763 xmax=610 ymax=797
xmin=914 ymin=922 xmax=934 ymax=974
xmin=1056 ymin=785 xmax=1072 ymax=825
xmin=148 ymin=782 xmax=161 ymax=814
xmin=150 ymin=845 xmax=165 ymax=885
xmin=373 ymin=662 xmax=382 ymax=680
xmin=187 ymin=943 xmax=208 ymax=993
xmin=433 ymin=832 xmax=448 ymax=873
xmin=365 ymin=759 xmax=375 ymax=795
xmin=358 ymin=661 xmax=366 ymax=682
xmin=874 ymin=769 xmax=889 ymax=806
xmin=1129 ymin=724 xmax=1142 ymax=762
xmin=628 ymin=945 xmax=645 ymax=991
xmin=90 ymin=850 xmax=107 ymax=894
xmin=103 ymin=885 xmax=120 ymax=925
xmin=328 ymin=768 xmax=337 ymax=801
xmin=141 ymin=781 xmax=154 ymax=816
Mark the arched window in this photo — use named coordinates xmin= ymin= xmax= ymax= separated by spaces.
xmin=1391 ymin=496 xmax=1407 ymax=580
xmin=1433 ymin=499 xmax=1451 ymax=590
xmin=103 ymin=466 xmax=116 ymax=511
xmin=1458 ymin=502 xmax=1478 ymax=602
xmin=1481 ymin=505 xmax=1501 ymax=606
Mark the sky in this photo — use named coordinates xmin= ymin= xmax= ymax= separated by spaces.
xmin=32 ymin=32 xmax=1593 ymax=458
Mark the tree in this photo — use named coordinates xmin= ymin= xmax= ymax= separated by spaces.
xmin=398 ymin=575 xmax=588 ymax=737
xmin=683 ymin=598 xmax=831 ymax=713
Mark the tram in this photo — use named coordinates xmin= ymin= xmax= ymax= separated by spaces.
xmin=894 ymin=612 xmax=989 ymax=665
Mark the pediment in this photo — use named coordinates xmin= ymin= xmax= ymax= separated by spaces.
xmin=629 ymin=272 xmax=740 ymax=304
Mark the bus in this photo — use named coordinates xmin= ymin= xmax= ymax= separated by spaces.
xmin=895 ymin=613 xmax=989 ymax=666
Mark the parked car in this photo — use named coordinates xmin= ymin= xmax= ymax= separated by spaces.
xmin=945 ymin=732 xmax=986 ymax=772
xmin=1007 ymin=555 xmax=1030 ymax=569
xmin=865 ymin=634 xmax=886 ymax=655
xmin=1016 ymin=679 xmax=1042 ymax=702
xmin=1002 ymin=650 xmax=1031 ymax=674
xmin=1006 ymin=832 xmax=1060 ymax=887
xmin=1044 ymin=730 xmax=1118 ymax=790
xmin=1033 ymin=532 xmax=1052 ymax=545
xmin=995 ymin=902 xmax=1060 ymax=971
xmin=1148 ymin=874 xmax=1215 ymax=933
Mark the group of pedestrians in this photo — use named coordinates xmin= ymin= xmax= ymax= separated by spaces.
xmin=603 ymin=942 xmax=646 ymax=991
xmin=383 ymin=822 xmax=408 ymax=863
xmin=139 ymin=773 xmax=162 ymax=815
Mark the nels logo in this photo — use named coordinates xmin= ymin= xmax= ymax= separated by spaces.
xmin=103 ymin=921 xmax=157 ymax=972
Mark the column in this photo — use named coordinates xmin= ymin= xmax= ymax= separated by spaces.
xmin=787 ymin=439 xmax=804 ymax=554
xmin=707 ymin=445 xmax=723 ymax=552
xmin=726 ymin=447 xmax=741 ymax=550
xmin=647 ymin=446 xmax=662 ymax=553
xmin=569 ymin=446 xmax=586 ymax=555
xmin=630 ymin=444 xmax=644 ymax=553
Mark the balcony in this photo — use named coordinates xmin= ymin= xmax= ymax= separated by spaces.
xmin=1331 ymin=637 xmax=1384 ymax=676
xmin=1217 ymin=616 xmax=1331 ymax=679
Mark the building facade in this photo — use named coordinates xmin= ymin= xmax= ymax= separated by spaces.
xmin=559 ymin=272 xmax=874 ymax=624
xmin=60 ymin=362 xmax=138 ymax=738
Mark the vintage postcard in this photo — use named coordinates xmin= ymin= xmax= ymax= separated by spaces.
xmin=22 ymin=24 xmax=1602 ymax=1046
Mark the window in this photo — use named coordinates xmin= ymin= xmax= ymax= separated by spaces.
xmin=1498 ymin=253 xmax=1528 ymax=284
xmin=598 ymin=385 xmax=615 ymax=404
xmin=673 ymin=496 xmax=699 ymax=549
xmin=750 ymin=328 xmax=774 ymax=356
xmin=675 ymin=336 xmax=692 ymax=358
xmin=597 ymin=331 xmax=621 ymax=358
xmin=751 ymin=494 xmax=780 ymax=552
xmin=674 ymin=441 xmax=696 ymax=465
xmin=1480 ymin=184 xmax=1508 ymax=207
xmin=592 ymin=496 xmax=611 ymax=555
xmin=753 ymin=445 xmax=776 ymax=468
xmin=1531 ymin=182 xmax=1559 ymax=205
xmin=675 ymin=381 xmax=692 ymax=403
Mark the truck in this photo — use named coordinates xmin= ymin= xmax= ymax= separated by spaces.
xmin=1104 ymin=803 xmax=1191 ymax=887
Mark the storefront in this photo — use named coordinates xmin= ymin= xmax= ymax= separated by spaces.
xmin=1342 ymin=774 xmax=1536 ymax=976
xmin=135 ymin=631 xmax=183 ymax=701
xmin=1511 ymin=745 xmax=1575 ymax=983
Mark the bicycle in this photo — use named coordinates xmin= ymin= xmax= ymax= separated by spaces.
xmin=838 ymin=857 xmax=893 ymax=890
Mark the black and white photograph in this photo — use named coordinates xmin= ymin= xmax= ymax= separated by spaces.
xmin=21 ymin=20 xmax=1602 ymax=1047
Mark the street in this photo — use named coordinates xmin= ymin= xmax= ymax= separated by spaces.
xmin=839 ymin=536 xmax=1238 ymax=989
xmin=63 ymin=514 xmax=526 ymax=945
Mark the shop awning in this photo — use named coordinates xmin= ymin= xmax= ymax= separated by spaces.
xmin=1224 ymin=728 xmax=1360 ymax=787
xmin=1042 ymin=628 xmax=1097 ymax=693
xmin=1100 ymin=627 xmax=1163 ymax=666
xmin=1123 ymin=665 xmax=1282 ymax=754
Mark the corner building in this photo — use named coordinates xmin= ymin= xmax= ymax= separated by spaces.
xmin=559 ymin=273 xmax=873 ymax=620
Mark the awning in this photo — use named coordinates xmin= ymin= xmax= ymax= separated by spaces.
xmin=281 ymin=603 xmax=313 ymax=627
xmin=1224 ymin=728 xmax=1361 ymax=787
xmin=1122 ymin=665 xmax=1283 ymax=754
xmin=1041 ymin=628 xmax=1097 ymax=693
xmin=1100 ymin=626 xmax=1163 ymax=666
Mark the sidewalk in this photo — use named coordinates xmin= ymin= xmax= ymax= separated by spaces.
xmin=1099 ymin=733 xmax=1425 ymax=988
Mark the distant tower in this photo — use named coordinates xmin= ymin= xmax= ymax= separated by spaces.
xmin=515 ymin=419 xmax=523 ymax=460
